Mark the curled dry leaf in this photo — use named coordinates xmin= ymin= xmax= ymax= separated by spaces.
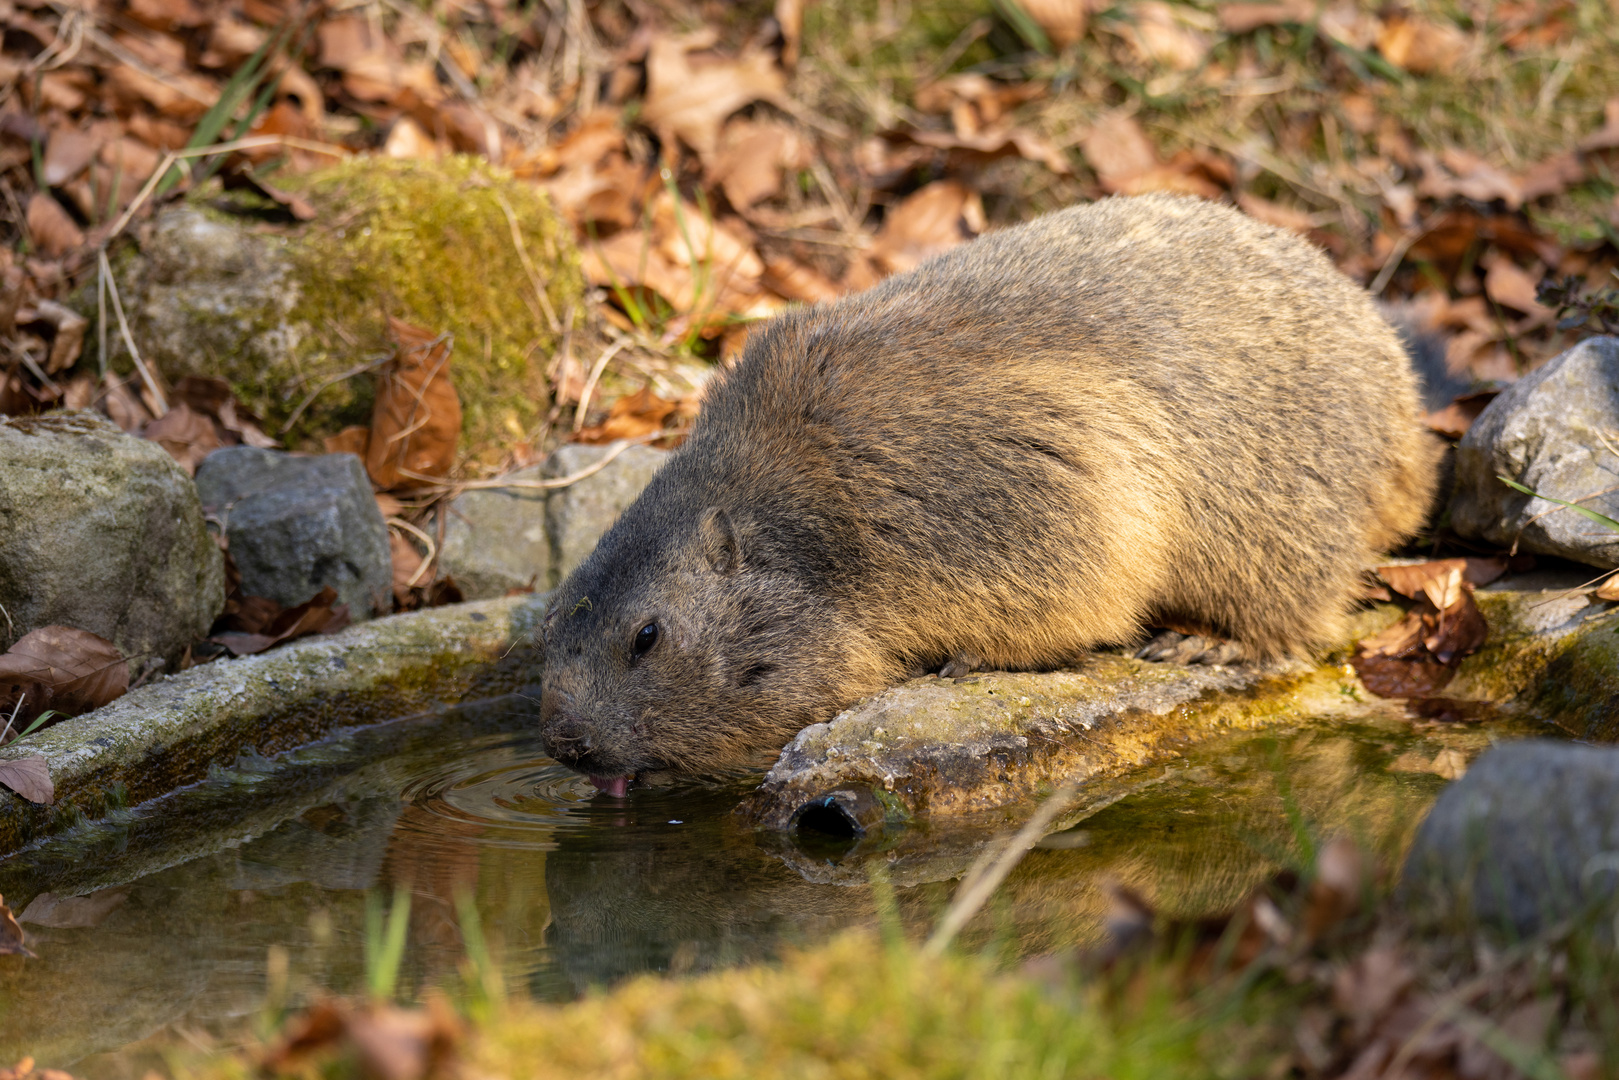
xmin=1376 ymin=15 xmax=1469 ymax=75
xmin=641 ymin=33 xmax=788 ymax=164
xmin=574 ymin=385 xmax=691 ymax=445
xmin=0 ymin=626 xmax=130 ymax=733
xmin=1423 ymin=389 xmax=1498 ymax=439
xmin=366 ymin=318 xmax=461 ymax=492
xmin=0 ymin=895 xmax=35 ymax=956
xmin=710 ymin=118 xmax=813 ymax=210
xmin=0 ymin=757 xmax=53 ymax=806
xmin=1595 ymin=573 xmax=1619 ymax=602
xmin=862 ymin=180 xmax=985 ymax=280
xmin=210 ymin=585 xmax=351 ymax=657
xmin=143 ymin=402 xmax=223 ymax=475
xmin=25 ymin=194 xmax=84 ymax=258
xmin=1351 ymin=561 xmax=1493 ymax=697
xmin=1481 ymin=252 xmax=1552 ymax=317
xmin=762 ymin=253 xmax=844 ymax=304
xmin=29 ymin=300 xmax=88 ymax=375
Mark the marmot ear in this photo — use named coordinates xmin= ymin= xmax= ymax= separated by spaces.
xmin=699 ymin=506 xmax=740 ymax=575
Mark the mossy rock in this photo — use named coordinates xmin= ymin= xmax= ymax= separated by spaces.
xmin=101 ymin=156 xmax=584 ymax=453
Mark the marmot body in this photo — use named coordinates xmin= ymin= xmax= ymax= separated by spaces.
xmin=539 ymin=194 xmax=1441 ymax=788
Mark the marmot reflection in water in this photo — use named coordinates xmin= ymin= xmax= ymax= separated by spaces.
xmin=538 ymin=193 xmax=1442 ymax=792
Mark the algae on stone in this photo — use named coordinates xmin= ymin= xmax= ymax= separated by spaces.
xmin=103 ymin=156 xmax=584 ymax=453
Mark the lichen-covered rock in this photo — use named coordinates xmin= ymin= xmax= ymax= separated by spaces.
xmin=104 ymin=156 xmax=584 ymax=453
xmin=544 ymin=442 xmax=670 ymax=586
xmin=194 ymin=447 xmax=391 ymax=618
xmin=439 ymin=442 xmax=670 ymax=599
xmin=1401 ymin=740 xmax=1619 ymax=936
xmin=1450 ymin=336 xmax=1619 ymax=568
xmin=0 ymin=412 xmax=223 ymax=669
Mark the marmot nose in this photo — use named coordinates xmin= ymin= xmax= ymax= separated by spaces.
xmin=541 ymin=715 xmax=597 ymax=767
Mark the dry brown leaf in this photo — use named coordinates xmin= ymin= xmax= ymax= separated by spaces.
xmin=1415 ymin=148 xmax=1522 ymax=208
xmin=26 ymin=194 xmax=83 ymax=258
xmin=762 ymin=253 xmax=844 ymax=304
xmin=0 ymin=757 xmax=52 ymax=806
xmin=264 ymin=998 xmax=461 ymax=1080
xmin=641 ymin=33 xmax=789 ymax=164
xmin=29 ymin=300 xmax=87 ymax=374
xmin=143 ymin=402 xmax=223 ymax=475
xmin=0 ymin=626 xmax=129 ymax=734
xmin=1377 ymin=15 xmax=1468 ymax=75
xmin=42 ymin=129 xmax=99 ymax=187
xmin=17 ymin=887 xmax=129 ymax=928
xmin=390 ymin=529 xmax=426 ymax=604
xmin=1516 ymin=151 xmax=1584 ymax=202
xmin=172 ymin=375 xmax=277 ymax=449
xmin=105 ymin=62 xmax=216 ymax=121
xmin=775 ymin=0 xmax=804 ymax=66
xmin=1595 ymin=574 xmax=1619 ymax=602
xmin=1018 ymin=0 xmax=1089 ymax=48
xmin=866 ymin=180 xmax=984 ymax=278
xmin=1423 ymin=390 xmax=1499 ymax=439
xmin=1120 ymin=1 xmax=1211 ymax=70
xmin=1333 ymin=945 xmax=1413 ymax=1033
xmin=575 ymin=385 xmax=684 ymax=445
xmin=366 ymin=318 xmax=461 ymax=492
xmin=1481 ymin=252 xmax=1551 ymax=317
xmin=1080 ymin=113 xmax=1161 ymax=192
xmin=384 ymin=117 xmax=440 ymax=161
xmin=710 ymin=118 xmax=812 ymax=210
xmin=1217 ymin=0 xmax=1316 ymax=33
xmin=1236 ymin=192 xmax=1315 ymax=234
xmin=325 ymin=425 xmax=371 ymax=457
xmin=891 ymin=126 xmax=1072 ymax=175
xmin=211 ymin=585 xmax=351 ymax=657
xmin=0 ymin=895 xmax=34 ymax=956
xmin=1375 ymin=558 xmax=1508 ymax=599
xmin=317 ymin=15 xmax=394 ymax=71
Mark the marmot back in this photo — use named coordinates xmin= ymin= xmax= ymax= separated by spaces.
xmin=538 ymin=193 xmax=1442 ymax=787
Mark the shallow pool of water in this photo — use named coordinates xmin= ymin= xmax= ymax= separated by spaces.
xmin=0 ymin=693 xmax=1502 ymax=1067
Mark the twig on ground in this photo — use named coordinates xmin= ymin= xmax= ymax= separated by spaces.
xmin=386 ymin=517 xmax=437 ymax=588
xmin=99 ymin=248 xmax=167 ymax=416
xmin=574 ymin=338 xmax=629 ymax=431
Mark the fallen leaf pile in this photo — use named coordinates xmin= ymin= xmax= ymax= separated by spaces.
xmin=1077 ymin=836 xmax=1605 ymax=1080
xmin=2 ymin=0 xmax=1615 ymax=449
xmin=1351 ymin=557 xmax=1506 ymax=697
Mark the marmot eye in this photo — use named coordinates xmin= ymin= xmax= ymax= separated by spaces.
xmin=633 ymin=621 xmax=659 ymax=657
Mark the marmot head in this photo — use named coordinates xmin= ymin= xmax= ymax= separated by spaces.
xmin=538 ymin=502 xmax=853 ymax=792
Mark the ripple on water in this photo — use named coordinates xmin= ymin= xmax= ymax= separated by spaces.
xmin=398 ymin=739 xmax=601 ymax=840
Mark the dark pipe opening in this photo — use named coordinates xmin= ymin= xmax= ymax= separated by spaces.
xmin=790 ymin=795 xmax=866 ymax=862
xmin=794 ymin=796 xmax=864 ymax=839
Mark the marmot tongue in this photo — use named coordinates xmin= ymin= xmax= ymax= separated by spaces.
xmin=588 ymin=775 xmax=629 ymax=797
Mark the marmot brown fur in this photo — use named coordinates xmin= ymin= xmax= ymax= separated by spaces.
xmin=539 ymin=193 xmax=1442 ymax=790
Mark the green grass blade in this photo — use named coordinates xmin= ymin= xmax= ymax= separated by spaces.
xmin=365 ymin=886 xmax=413 ymax=1000
xmin=155 ymin=26 xmax=284 ymax=197
xmin=1497 ymin=476 xmax=1619 ymax=532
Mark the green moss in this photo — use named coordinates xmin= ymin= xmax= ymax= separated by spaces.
xmin=276 ymin=157 xmax=583 ymax=452
xmin=99 ymin=157 xmax=584 ymax=456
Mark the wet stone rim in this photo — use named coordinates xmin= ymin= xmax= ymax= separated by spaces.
xmin=0 ymin=594 xmax=548 ymax=858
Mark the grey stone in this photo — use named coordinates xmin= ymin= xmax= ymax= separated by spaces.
xmin=438 ymin=464 xmax=552 ymax=599
xmin=1449 ymin=336 xmax=1619 ymax=568
xmin=194 ymin=446 xmax=391 ymax=618
xmin=544 ymin=443 xmax=670 ymax=586
xmin=0 ymin=412 xmax=224 ymax=670
xmin=1401 ymin=740 xmax=1619 ymax=936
